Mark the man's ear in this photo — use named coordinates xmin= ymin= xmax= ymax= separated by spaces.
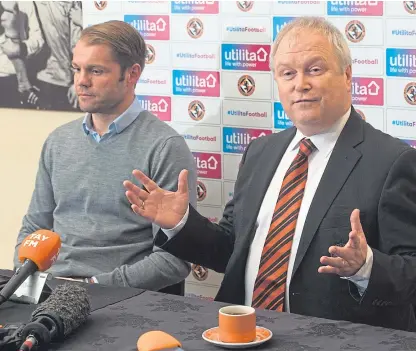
xmin=127 ymin=63 xmax=142 ymax=84
xmin=345 ymin=65 xmax=352 ymax=93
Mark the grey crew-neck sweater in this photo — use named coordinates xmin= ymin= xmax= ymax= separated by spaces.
xmin=14 ymin=110 xmax=197 ymax=290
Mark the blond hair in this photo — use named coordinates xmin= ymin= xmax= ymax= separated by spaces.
xmin=270 ymin=17 xmax=352 ymax=72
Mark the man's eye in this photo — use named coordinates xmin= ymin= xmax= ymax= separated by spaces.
xmin=310 ymin=67 xmax=322 ymax=73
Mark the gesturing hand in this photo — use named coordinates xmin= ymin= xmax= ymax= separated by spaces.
xmin=124 ymin=169 xmax=190 ymax=229
xmin=318 ymin=209 xmax=367 ymax=277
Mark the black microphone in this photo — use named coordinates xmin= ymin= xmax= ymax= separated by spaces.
xmin=18 ymin=283 xmax=90 ymax=351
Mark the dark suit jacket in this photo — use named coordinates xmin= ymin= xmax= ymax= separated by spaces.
xmin=155 ymin=107 xmax=416 ymax=331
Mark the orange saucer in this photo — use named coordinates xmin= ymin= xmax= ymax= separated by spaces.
xmin=202 ymin=326 xmax=272 ymax=349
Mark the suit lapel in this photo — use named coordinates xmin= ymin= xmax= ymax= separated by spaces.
xmin=291 ymin=109 xmax=364 ymax=278
xmin=241 ymin=128 xmax=296 ymax=245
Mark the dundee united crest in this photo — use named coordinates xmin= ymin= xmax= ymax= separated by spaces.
xmin=188 ymin=100 xmax=206 ymax=121
xmin=197 ymin=181 xmax=207 ymax=202
xmin=238 ymin=75 xmax=255 ymax=97
xmin=187 ymin=18 xmax=204 ymax=39
xmin=236 ymin=1 xmax=254 ymax=12
xmin=192 ymin=264 xmax=209 ymax=281
xmin=345 ymin=20 xmax=366 ymax=43
xmin=94 ymin=1 xmax=107 ymax=10
xmin=404 ymin=82 xmax=416 ymax=106
xmin=403 ymin=1 xmax=416 ymax=14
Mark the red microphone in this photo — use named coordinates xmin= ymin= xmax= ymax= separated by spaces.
xmin=0 ymin=230 xmax=61 ymax=306
xmin=137 ymin=331 xmax=184 ymax=351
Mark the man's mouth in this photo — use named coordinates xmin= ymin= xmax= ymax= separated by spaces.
xmin=294 ymin=98 xmax=320 ymax=104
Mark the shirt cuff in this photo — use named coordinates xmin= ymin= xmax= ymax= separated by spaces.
xmin=161 ymin=206 xmax=189 ymax=240
xmin=342 ymin=245 xmax=373 ymax=295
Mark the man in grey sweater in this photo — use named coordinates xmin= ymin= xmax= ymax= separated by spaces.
xmin=13 ymin=21 xmax=197 ymax=291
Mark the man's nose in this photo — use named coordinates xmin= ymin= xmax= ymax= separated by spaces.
xmin=294 ymin=73 xmax=312 ymax=92
xmin=76 ymin=71 xmax=91 ymax=87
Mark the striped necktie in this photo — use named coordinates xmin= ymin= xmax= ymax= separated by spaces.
xmin=252 ymin=138 xmax=316 ymax=311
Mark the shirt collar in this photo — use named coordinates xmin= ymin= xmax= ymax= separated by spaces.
xmin=82 ymin=97 xmax=144 ymax=136
xmin=289 ymin=107 xmax=351 ymax=158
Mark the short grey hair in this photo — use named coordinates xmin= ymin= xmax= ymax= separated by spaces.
xmin=270 ymin=17 xmax=352 ymax=72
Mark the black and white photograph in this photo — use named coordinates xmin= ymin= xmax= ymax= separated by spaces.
xmin=0 ymin=1 xmax=82 ymax=111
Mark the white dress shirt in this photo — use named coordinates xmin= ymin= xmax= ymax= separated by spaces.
xmin=164 ymin=107 xmax=373 ymax=311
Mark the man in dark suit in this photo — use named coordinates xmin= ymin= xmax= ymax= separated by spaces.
xmin=123 ymin=17 xmax=416 ymax=331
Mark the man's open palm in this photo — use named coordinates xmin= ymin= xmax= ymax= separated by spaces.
xmin=124 ymin=169 xmax=189 ymax=229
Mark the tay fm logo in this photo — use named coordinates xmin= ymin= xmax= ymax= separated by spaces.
xmin=173 ymin=70 xmax=220 ymax=96
xmin=327 ymin=1 xmax=383 ymax=16
xmin=145 ymin=44 xmax=155 ymax=64
xmin=136 ymin=95 xmax=171 ymax=121
xmin=222 ymin=44 xmax=270 ymax=71
xmin=236 ymin=1 xmax=254 ymax=12
xmin=345 ymin=20 xmax=366 ymax=43
xmin=187 ymin=18 xmax=204 ymax=39
xmin=223 ymin=127 xmax=272 ymax=154
xmin=193 ymin=152 xmax=221 ymax=179
xmin=404 ymin=1 xmax=416 ymax=14
xmin=351 ymin=77 xmax=384 ymax=105
xmin=188 ymin=100 xmax=206 ymax=121
xmin=238 ymin=75 xmax=256 ymax=96
xmin=404 ymin=82 xmax=416 ymax=105
xmin=273 ymin=17 xmax=295 ymax=40
xmin=94 ymin=1 xmax=107 ymax=10
xmin=171 ymin=1 xmax=219 ymax=14
xmin=274 ymin=102 xmax=293 ymax=129
xmin=124 ymin=15 xmax=169 ymax=40
xmin=386 ymin=49 xmax=416 ymax=77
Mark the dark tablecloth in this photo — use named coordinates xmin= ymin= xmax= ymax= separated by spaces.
xmin=44 ymin=290 xmax=416 ymax=351
xmin=0 ymin=269 xmax=144 ymax=324
xmin=2 ymin=267 xmax=416 ymax=351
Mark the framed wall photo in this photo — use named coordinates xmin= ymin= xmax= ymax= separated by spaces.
xmin=0 ymin=1 xmax=82 ymax=111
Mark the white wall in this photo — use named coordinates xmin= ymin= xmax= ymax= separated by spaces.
xmin=0 ymin=108 xmax=79 ymax=269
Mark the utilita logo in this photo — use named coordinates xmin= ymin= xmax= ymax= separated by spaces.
xmin=193 ymin=152 xmax=221 ymax=179
xmin=222 ymin=44 xmax=270 ymax=71
xmin=274 ymin=102 xmax=293 ymax=129
xmin=351 ymin=77 xmax=384 ymax=105
xmin=327 ymin=1 xmax=383 ymax=16
xmin=171 ymin=1 xmax=219 ymax=14
xmin=223 ymin=127 xmax=272 ymax=154
xmin=136 ymin=95 xmax=171 ymax=121
xmin=273 ymin=17 xmax=295 ymax=40
xmin=402 ymin=139 xmax=416 ymax=149
xmin=124 ymin=15 xmax=169 ymax=40
xmin=386 ymin=48 xmax=416 ymax=77
xmin=172 ymin=70 xmax=220 ymax=96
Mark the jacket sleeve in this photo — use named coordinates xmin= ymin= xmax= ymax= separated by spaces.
xmin=154 ymin=139 xmax=254 ymax=273
xmin=360 ymin=147 xmax=416 ymax=307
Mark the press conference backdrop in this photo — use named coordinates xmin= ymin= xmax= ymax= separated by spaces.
xmin=83 ymin=0 xmax=416 ymax=300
